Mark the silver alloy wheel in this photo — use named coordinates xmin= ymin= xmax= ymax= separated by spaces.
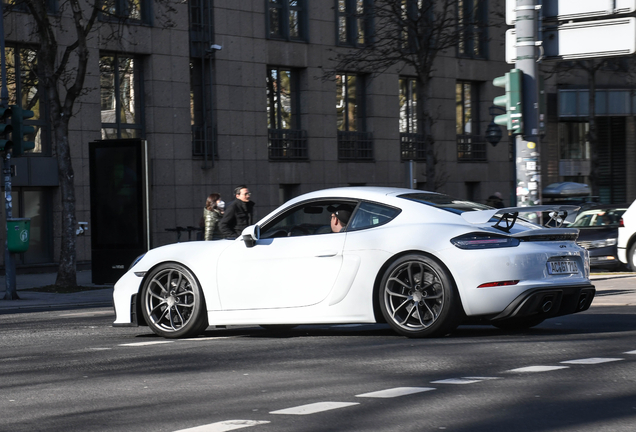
xmin=383 ymin=259 xmax=444 ymax=331
xmin=143 ymin=267 xmax=199 ymax=334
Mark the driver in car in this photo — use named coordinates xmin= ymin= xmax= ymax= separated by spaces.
xmin=330 ymin=206 xmax=353 ymax=233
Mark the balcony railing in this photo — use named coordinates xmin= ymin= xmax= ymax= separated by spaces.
xmin=457 ymin=134 xmax=487 ymax=162
xmin=400 ymin=132 xmax=426 ymax=161
xmin=337 ymin=131 xmax=374 ymax=161
xmin=268 ymin=129 xmax=308 ymax=160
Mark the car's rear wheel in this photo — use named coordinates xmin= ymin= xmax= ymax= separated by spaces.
xmin=628 ymin=243 xmax=636 ymax=272
xmin=379 ymin=254 xmax=462 ymax=338
xmin=141 ymin=263 xmax=208 ymax=338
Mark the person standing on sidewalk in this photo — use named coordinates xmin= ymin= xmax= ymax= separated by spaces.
xmin=203 ymin=193 xmax=225 ymax=240
xmin=219 ymin=185 xmax=255 ymax=239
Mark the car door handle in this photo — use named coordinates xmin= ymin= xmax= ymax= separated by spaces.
xmin=316 ymin=250 xmax=338 ymax=257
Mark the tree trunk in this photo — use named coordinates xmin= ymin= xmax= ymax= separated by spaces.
xmin=417 ymin=73 xmax=436 ymax=191
xmin=54 ymin=120 xmax=77 ymax=287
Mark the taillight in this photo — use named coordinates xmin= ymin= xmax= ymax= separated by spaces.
xmin=478 ymin=280 xmax=520 ymax=288
xmin=451 ymin=233 xmax=520 ymax=249
xmin=619 ymin=217 xmax=624 ymax=228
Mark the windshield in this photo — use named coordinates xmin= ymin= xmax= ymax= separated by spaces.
xmin=570 ymin=208 xmax=627 ymax=227
xmin=399 ymin=193 xmax=492 ymax=215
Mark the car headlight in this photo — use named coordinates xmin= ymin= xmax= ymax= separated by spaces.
xmin=451 ymin=233 xmax=520 ymax=249
xmin=129 ymin=253 xmax=146 ymax=270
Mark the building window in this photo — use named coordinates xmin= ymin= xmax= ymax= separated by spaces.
xmin=5 ymin=45 xmax=48 ymax=155
xmin=101 ymin=0 xmax=148 ymax=22
xmin=457 ymin=0 xmax=487 ymax=59
xmin=267 ymin=0 xmax=307 ymax=42
xmin=12 ymin=188 xmax=54 ymax=264
xmin=100 ymin=54 xmax=144 ymax=139
xmin=267 ymin=67 xmax=307 ymax=160
xmin=190 ymin=60 xmax=215 ymax=160
xmin=337 ymin=0 xmax=372 ymax=47
xmin=456 ymin=80 xmax=486 ymax=161
xmin=336 ymin=73 xmax=373 ymax=160
xmin=399 ymin=77 xmax=425 ymax=161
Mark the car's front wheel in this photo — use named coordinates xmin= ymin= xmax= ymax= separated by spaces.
xmin=141 ymin=263 xmax=208 ymax=338
xmin=379 ymin=254 xmax=462 ymax=338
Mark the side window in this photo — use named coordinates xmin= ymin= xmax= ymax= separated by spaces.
xmin=348 ymin=202 xmax=401 ymax=231
xmin=260 ymin=201 xmax=357 ymax=238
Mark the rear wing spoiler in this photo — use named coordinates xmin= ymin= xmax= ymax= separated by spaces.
xmin=461 ymin=205 xmax=580 ymax=232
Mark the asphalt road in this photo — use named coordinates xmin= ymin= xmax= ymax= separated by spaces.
xmin=1 ymin=279 xmax=635 ymax=432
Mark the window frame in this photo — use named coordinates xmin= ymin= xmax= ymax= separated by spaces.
xmin=336 ymin=0 xmax=373 ymax=47
xmin=266 ymin=0 xmax=308 ymax=42
xmin=457 ymin=0 xmax=488 ymax=60
xmin=100 ymin=53 xmax=145 ymax=140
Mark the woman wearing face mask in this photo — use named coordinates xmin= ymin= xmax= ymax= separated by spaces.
xmin=203 ymin=193 xmax=225 ymax=240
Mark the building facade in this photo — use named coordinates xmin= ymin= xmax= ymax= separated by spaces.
xmin=2 ymin=0 xmax=635 ymax=271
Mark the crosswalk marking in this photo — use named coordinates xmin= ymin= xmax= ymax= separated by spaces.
xmin=173 ymin=420 xmax=269 ymax=432
xmin=356 ymin=387 xmax=435 ymax=398
xmin=270 ymin=402 xmax=359 ymax=415
xmin=507 ymin=365 xmax=569 ymax=373
xmin=431 ymin=378 xmax=482 ymax=385
xmin=560 ymin=358 xmax=624 ymax=365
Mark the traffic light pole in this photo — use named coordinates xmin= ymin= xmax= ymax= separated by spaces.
xmin=0 ymin=0 xmax=18 ymax=300
xmin=513 ymin=0 xmax=541 ymax=207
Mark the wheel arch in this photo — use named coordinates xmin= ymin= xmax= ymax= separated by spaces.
xmin=371 ymin=250 xmax=464 ymax=323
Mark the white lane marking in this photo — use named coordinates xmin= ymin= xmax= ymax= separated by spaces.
xmin=507 ymin=366 xmax=570 ymax=373
xmin=270 ymin=402 xmax=359 ymax=415
xmin=173 ymin=420 xmax=270 ymax=432
xmin=356 ymin=387 xmax=435 ymax=398
xmin=463 ymin=376 xmax=501 ymax=381
xmin=119 ymin=341 xmax=174 ymax=347
xmin=185 ymin=337 xmax=233 ymax=341
xmin=431 ymin=378 xmax=482 ymax=385
xmin=561 ymin=358 xmax=624 ymax=365
xmin=625 ymin=350 xmax=636 ymax=355
xmin=59 ymin=311 xmax=114 ymax=317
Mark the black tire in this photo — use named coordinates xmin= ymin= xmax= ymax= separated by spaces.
xmin=140 ymin=263 xmax=208 ymax=338
xmin=379 ymin=254 xmax=462 ymax=338
xmin=628 ymin=243 xmax=636 ymax=272
xmin=492 ymin=316 xmax=545 ymax=331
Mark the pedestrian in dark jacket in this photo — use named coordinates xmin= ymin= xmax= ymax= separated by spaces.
xmin=203 ymin=193 xmax=225 ymax=240
xmin=219 ymin=185 xmax=255 ymax=239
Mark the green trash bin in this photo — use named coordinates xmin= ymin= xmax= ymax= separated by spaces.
xmin=7 ymin=218 xmax=31 ymax=253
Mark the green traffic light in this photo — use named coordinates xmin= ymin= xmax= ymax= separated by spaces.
xmin=10 ymin=105 xmax=36 ymax=156
xmin=492 ymin=69 xmax=523 ymax=135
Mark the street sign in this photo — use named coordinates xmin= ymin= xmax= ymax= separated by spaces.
xmin=506 ymin=17 xmax=636 ymax=63
xmin=506 ymin=0 xmax=636 ymax=25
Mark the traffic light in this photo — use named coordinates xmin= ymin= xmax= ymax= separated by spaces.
xmin=0 ymin=106 xmax=12 ymax=152
xmin=493 ymin=69 xmax=523 ymax=135
xmin=10 ymin=105 xmax=35 ymax=156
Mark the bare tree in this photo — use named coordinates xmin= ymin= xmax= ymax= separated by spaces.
xmin=328 ymin=0 xmax=491 ymax=190
xmin=8 ymin=0 xmax=176 ymax=286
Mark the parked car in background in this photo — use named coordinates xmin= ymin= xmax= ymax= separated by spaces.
xmin=618 ymin=200 xmax=636 ymax=271
xmin=571 ymin=205 xmax=628 ymax=270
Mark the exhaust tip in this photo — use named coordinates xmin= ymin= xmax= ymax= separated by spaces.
xmin=541 ymin=300 xmax=553 ymax=313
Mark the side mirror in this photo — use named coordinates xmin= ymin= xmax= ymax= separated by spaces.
xmin=241 ymin=225 xmax=260 ymax=248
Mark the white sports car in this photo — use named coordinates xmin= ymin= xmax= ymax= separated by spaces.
xmin=113 ymin=187 xmax=595 ymax=338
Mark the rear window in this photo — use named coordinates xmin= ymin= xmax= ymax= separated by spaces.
xmin=399 ymin=193 xmax=491 ymax=215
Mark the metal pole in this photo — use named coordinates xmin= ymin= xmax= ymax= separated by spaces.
xmin=0 ymin=0 xmax=18 ymax=300
xmin=514 ymin=0 xmax=542 ymax=207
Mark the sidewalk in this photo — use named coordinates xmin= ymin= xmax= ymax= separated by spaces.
xmin=0 ymin=270 xmax=113 ymax=312
xmin=0 ymin=271 xmax=634 ymax=313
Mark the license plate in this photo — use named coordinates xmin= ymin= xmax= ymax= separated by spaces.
xmin=547 ymin=260 xmax=579 ymax=275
